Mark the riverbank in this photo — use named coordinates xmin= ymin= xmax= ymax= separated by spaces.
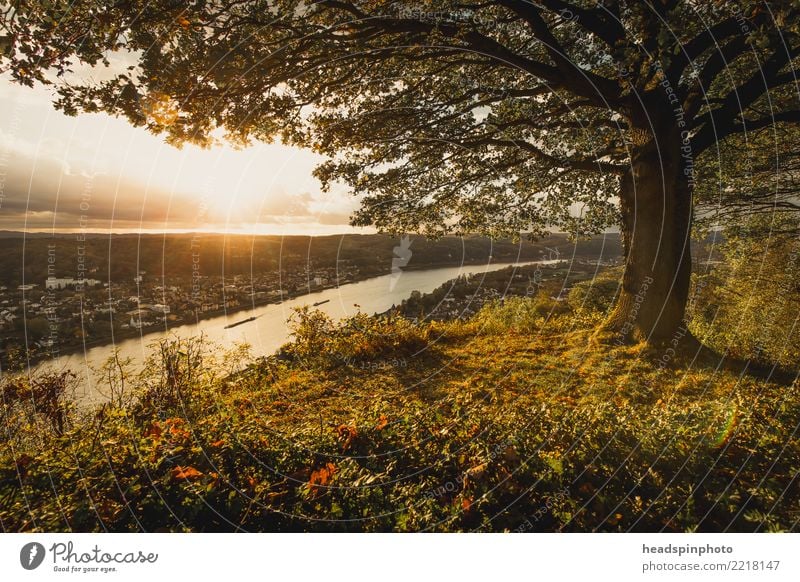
xmin=22 ymin=276 xmax=352 ymax=368
xmin=21 ymin=258 xmax=551 ymax=368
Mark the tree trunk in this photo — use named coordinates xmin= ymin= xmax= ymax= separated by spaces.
xmin=604 ymin=129 xmax=694 ymax=344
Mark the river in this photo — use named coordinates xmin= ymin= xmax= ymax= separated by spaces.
xmin=40 ymin=260 xmax=552 ymax=403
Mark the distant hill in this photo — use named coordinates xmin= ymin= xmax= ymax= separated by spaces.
xmin=0 ymin=232 xmax=622 ymax=286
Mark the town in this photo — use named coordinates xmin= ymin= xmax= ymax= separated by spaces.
xmin=0 ymin=232 xmax=623 ymax=362
xmin=389 ymin=257 xmax=621 ymax=323
xmin=0 ymin=263 xmax=361 ymax=361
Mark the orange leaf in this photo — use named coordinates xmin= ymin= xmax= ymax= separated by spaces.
xmin=461 ymin=496 xmax=473 ymax=512
xmin=143 ymin=422 xmax=162 ymax=439
xmin=163 ymin=418 xmax=190 ymax=439
xmin=336 ymin=424 xmax=358 ymax=451
xmin=375 ymin=414 xmax=388 ymax=431
xmin=307 ymin=462 xmax=337 ymax=497
xmin=210 ymin=439 xmax=225 ymax=448
xmin=171 ymin=466 xmax=203 ymax=480
xmin=172 ymin=428 xmax=190 ymax=440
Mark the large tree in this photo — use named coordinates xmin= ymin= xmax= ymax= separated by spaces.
xmin=2 ymin=0 xmax=799 ymax=343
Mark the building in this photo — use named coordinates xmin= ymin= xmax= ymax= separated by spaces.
xmin=126 ymin=308 xmax=153 ymax=329
xmin=45 ymin=277 xmax=101 ymax=290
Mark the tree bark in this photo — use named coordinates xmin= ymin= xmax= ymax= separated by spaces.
xmin=604 ymin=126 xmax=694 ymax=344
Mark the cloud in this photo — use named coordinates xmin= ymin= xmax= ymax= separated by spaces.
xmin=257 ymin=189 xmax=314 ymax=218
xmin=0 ymin=141 xmax=362 ymax=232
xmin=0 ymin=76 xmax=363 ymax=233
xmin=0 ymin=146 xmax=203 ymax=230
xmin=254 ymin=188 xmax=358 ymax=226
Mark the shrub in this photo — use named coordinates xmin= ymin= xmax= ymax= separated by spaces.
xmin=687 ymin=222 xmax=800 ymax=368
xmin=281 ymin=307 xmax=430 ymax=369
xmin=473 ymin=292 xmax=568 ymax=335
xmin=1 ymin=370 xmax=77 ymax=436
xmin=567 ymin=268 xmax=621 ymax=315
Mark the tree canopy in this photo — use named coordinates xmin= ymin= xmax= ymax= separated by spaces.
xmin=3 ymin=1 xmax=798 ymax=237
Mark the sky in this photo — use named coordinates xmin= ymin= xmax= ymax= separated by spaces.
xmin=0 ymin=75 xmax=367 ymax=235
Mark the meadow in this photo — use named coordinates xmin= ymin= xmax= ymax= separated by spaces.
xmin=2 ymin=276 xmax=797 ymax=532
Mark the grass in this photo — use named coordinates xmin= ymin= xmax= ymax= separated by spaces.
xmin=1 ymin=296 xmax=798 ymax=532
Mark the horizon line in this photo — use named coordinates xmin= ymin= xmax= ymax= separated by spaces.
xmin=0 ymin=228 xmax=584 ymax=238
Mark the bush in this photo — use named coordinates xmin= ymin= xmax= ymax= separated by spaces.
xmin=567 ymin=268 xmax=621 ymax=315
xmin=473 ymin=292 xmax=569 ymax=335
xmin=281 ymin=307 xmax=431 ymax=369
xmin=687 ymin=222 xmax=800 ymax=368
xmin=1 ymin=370 xmax=77 ymax=437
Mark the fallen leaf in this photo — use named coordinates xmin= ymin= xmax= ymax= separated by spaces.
xmin=466 ymin=463 xmax=488 ymax=482
xmin=171 ymin=466 xmax=203 ymax=481
xmin=143 ymin=422 xmax=162 ymax=439
xmin=307 ymin=462 xmax=337 ymax=497
xmin=336 ymin=424 xmax=358 ymax=451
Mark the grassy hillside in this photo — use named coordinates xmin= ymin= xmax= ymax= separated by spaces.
xmin=1 ymin=293 xmax=798 ymax=532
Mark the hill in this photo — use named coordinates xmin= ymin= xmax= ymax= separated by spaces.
xmin=1 ymin=290 xmax=797 ymax=532
xmin=0 ymin=232 xmax=621 ymax=285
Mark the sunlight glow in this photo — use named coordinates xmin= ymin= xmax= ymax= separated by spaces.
xmin=0 ymin=77 xmax=360 ymax=233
